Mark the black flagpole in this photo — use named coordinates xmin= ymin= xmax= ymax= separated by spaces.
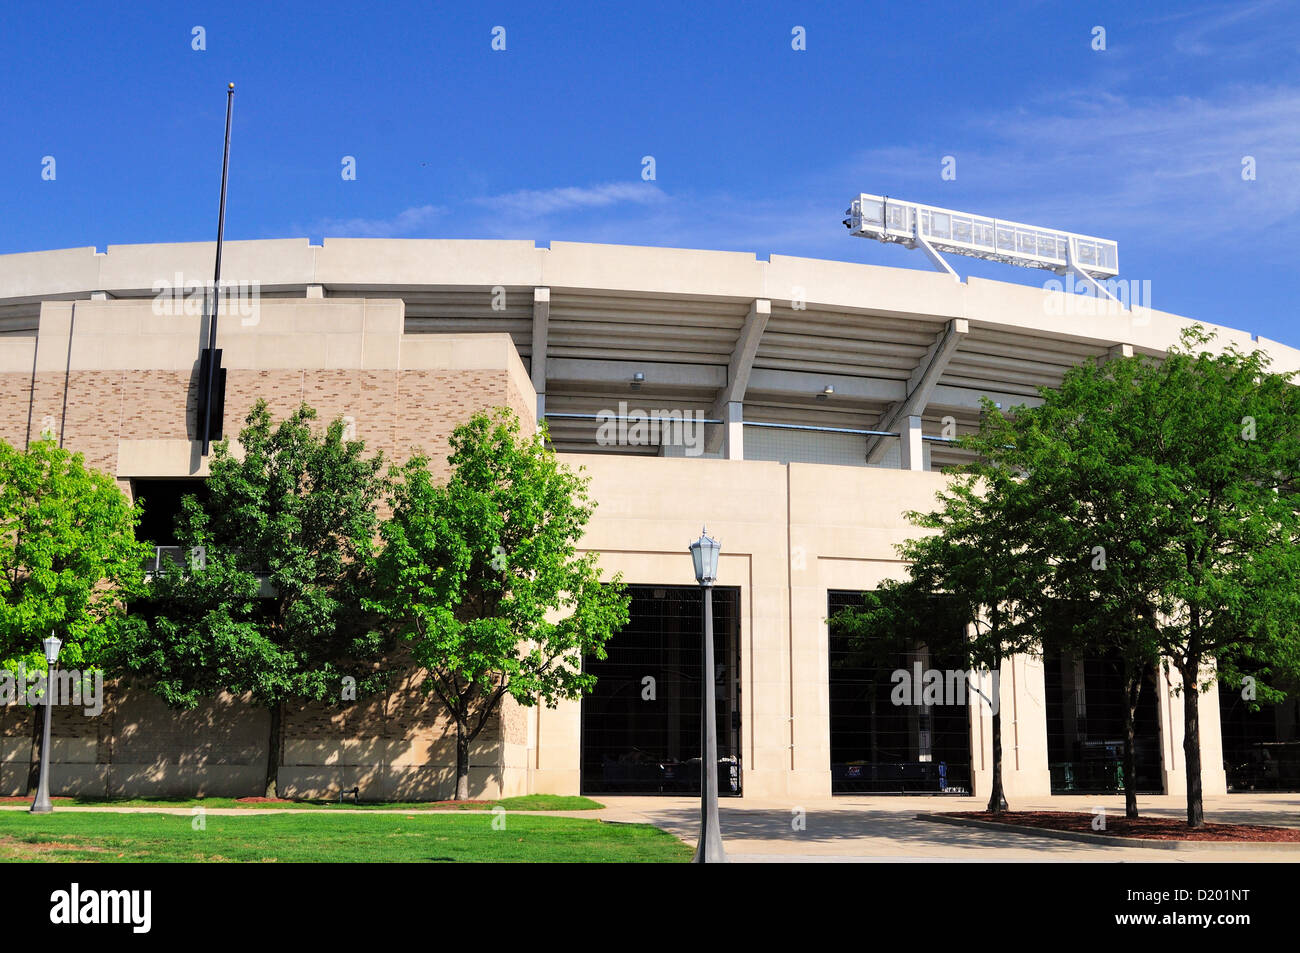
xmin=201 ymin=82 xmax=234 ymax=455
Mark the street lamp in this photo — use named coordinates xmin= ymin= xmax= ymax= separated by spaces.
xmin=688 ymin=528 xmax=726 ymax=863
xmin=29 ymin=634 xmax=61 ymax=814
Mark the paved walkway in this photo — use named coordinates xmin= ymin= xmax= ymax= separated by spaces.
xmin=588 ymin=793 xmax=1300 ymax=862
xmin=4 ymin=793 xmax=1298 ymax=862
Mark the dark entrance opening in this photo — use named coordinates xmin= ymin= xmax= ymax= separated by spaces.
xmin=581 ymin=585 xmax=741 ymax=796
xmin=827 ymin=590 xmax=972 ymax=794
xmin=1219 ymin=680 xmax=1300 ymax=792
xmin=1043 ymin=650 xmax=1163 ymax=794
xmin=131 ymin=478 xmax=209 ymax=568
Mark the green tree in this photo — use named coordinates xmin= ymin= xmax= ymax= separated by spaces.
xmin=1036 ymin=597 xmax=1159 ymax=819
xmin=120 ymin=402 xmax=390 ymax=798
xmin=906 ymin=472 xmax=1042 ymax=813
xmin=369 ymin=409 xmax=630 ymax=800
xmin=969 ymin=352 xmax=1172 ymax=819
xmin=832 ymin=466 xmax=1042 ymax=814
xmin=968 ymin=328 xmax=1300 ymax=827
xmin=0 ymin=437 xmax=149 ymax=792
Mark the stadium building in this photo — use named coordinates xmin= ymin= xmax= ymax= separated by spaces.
xmin=0 ymin=237 xmax=1296 ymax=801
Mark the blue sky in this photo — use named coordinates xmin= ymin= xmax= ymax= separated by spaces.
xmin=2 ymin=1 xmax=1297 ymax=344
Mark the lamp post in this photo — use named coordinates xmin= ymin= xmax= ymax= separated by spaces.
xmin=689 ymin=528 xmax=726 ymax=863
xmin=29 ymin=634 xmax=62 ymax=814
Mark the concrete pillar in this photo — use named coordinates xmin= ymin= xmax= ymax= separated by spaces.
xmin=970 ymin=652 xmax=1052 ymax=800
xmin=531 ymin=288 xmax=550 ymax=425
xmin=899 ymin=414 xmax=924 ymax=470
xmin=723 ymin=401 xmax=743 ymax=460
xmin=1158 ymin=662 xmax=1227 ymax=797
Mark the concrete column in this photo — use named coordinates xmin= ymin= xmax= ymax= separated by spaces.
xmin=899 ymin=414 xmax=924 ymax=470
xmin=970 ymin=652 xmax=1052 ymax=800
xmin=722 ymin=401 xmax=743 ymax=460
xmin=1158 ymin=662 xmax=1228 ymax=797
xmin=531 ymin=288 xmax=550 ymax=425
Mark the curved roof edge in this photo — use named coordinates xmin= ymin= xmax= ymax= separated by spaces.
xmin=1 ymin=238 xmax=1294 ymax=373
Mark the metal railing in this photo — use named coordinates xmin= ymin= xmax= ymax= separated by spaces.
xmin=143 ymin=545 xmax=275 ymax=596
xmin=543 ymin=412 xmax=961 ymax=444
xmin=143 ymin=546 xmax=186 ymax=576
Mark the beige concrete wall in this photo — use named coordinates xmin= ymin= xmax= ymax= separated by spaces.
xmin=529 ymin=456 xmax=988 ymax=799
xmin=0 ymin=300 xmax=537 ymax=801
xmin=524 ymin=452 xmax=1227 ymax=802
xmin=0 ymin=298 xmax=532 ymax=476
xmin=0 ymin=674 xmax=519 ymax=801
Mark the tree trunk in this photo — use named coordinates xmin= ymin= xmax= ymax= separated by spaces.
xmin=455 ymin=719 xmax=471 ymax=801
xmin=25 ymin=704 xmax=44 ymax=795
xmin=264 ymin=700 xmax=284 ymax=799
xmin=1122 ymin=672 xmax=1140 ymax=819
xmin=1180 ymin=663 xmax=1204 ymax=828
xmin=987 ymin=657 xmax=1008 ymax=813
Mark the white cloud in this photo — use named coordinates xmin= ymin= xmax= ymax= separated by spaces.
xmin=1164 ymin=1 xmax=1292 ymax=57
xmin=478 ymin=182 xmax=667 ymax=217
xmin=966 ymin=85 xmax=1300 ymax=240
xmin=307 ymin=203 xmax=447 ymax=238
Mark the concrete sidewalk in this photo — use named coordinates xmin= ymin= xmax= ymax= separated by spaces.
xmin=589 ymin=793 xmax=1300 ymax=862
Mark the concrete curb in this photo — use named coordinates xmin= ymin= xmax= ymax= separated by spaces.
xmin=916 ymin=813 xmax=1300 ymax=851
xmin=0 ymin=804 xmax=607 ymax=818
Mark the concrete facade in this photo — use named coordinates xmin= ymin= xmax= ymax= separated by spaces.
xmin=0 ymin=239 xmax=1261 ymax=800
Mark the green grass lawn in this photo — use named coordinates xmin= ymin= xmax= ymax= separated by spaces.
xmin=0 ymin=810 xmax=689 ymax=863
xmin=2 ymin=793 xmax=603 ymax=812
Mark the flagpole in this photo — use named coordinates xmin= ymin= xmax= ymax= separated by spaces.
xmin=201 ymin=82 xmax=234 ymax=455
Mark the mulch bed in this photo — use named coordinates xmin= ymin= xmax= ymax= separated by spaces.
xmin=0 ymin=796 xmax=72 ymax=803
xmin=948 ymin=810 xmax=1300 ymax=843
xmin=234 ymin=797 xmax=498 ymax=809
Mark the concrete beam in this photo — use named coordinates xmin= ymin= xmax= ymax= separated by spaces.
xmin=746 ymin=368 xmax=904 ymax=405
xmin=707 ymin=298 xmax=770 ymax=453
xmin=545 ymin=357 xmax=725 ymax=390
xmin=866 ymin=318 xmax=968 ymax=464
xmin=532 ymin=287 xmax=550 ymax=419
xmin=716 ymin=299 xmax=770 ymax=408
xmin=929 ymin=383 xmax=1043 ymax=413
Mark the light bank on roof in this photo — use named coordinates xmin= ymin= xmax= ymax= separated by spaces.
xmin=845 ymin=193 xmax=1120 ymax=279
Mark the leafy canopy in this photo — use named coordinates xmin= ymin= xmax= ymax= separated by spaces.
xmin=369 ymin=409 xmax=630 ymax=728
xmin=966 ymin=327 xmax=1300 ymax=699
xmin=120 ymin=401 xmax=390 ymax=709
xmin=0 ymin=437 xmax=148 ymax=673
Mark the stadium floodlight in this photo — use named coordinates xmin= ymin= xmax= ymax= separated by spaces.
xmin=844 ymin=193 xmax=1121 ymax=301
